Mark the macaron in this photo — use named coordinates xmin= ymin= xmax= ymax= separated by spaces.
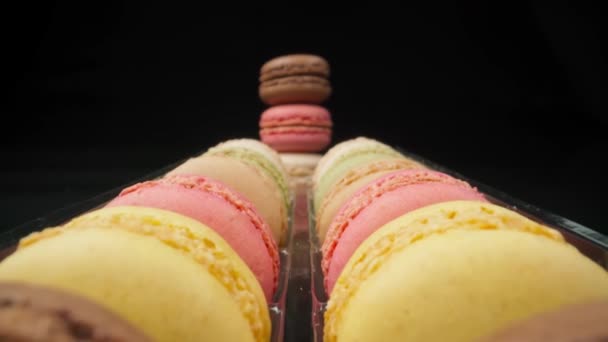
xmin=167 ymin=155 xmax=287 ymax=245
xmin=480 ymin=300 xmax=608 ymax=341
xmin=279 ymin=153 xmax=322 ymax=188
xmin=204 ymin=138 xmax=291 ymax=214
xmin=0 ymin=206 xmax=271 ymax=342
xmin=316 ymin=157 xmax=426 ymax=243
xmin=259 ymin=54 xmax=331 ymax=105
xmin=206 ymin=138 xmax=289 ymax=182
xmin=259 ymin=104 xmax=333 ymax=153
xmin=312 ymin=137 xmax=404 ymax=213
xmin=259 ymin=54 xmax=330 ymax=82
xmin=325 ymin=201 xmax=608 ymax=342
xmin=0 ymin=282 xmax=151 ymax=341
xmin=321 ymin=169 xmax=487 ymax=292
xmin=106 ymin=174 xmax=279 ymax=301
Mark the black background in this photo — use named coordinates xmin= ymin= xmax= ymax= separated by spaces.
xmin=4 ymin=3 xmax=607 ymax=234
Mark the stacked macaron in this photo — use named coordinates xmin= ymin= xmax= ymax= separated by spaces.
xmin=316 ymin=137 xmax=608 ymax=341
xmin=0 ymin=138 xmax=290 ymax=341
xmin=258 ymin=54 xmax=333 ymax=153
xmin=258 ymin=54 xmax=334 ymax=189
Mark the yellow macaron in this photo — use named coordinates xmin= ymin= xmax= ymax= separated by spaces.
xmin=0 ymin=206 xmax=270 ymax=342
xmin=325 ymin=201 xmax=608 ymax=342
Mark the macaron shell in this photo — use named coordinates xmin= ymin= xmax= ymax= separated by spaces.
xmin=313 ymin=137 xmax=384 ymax=186
xmin=204 ymin=146 xmax=291 ymax=222
xmin=259 ymin=54 xmax=330 ymax=82
xmin=206 ymin=139 xmax=290 ymax=188
xmin=0 ymin=228 xmax=259 ymax=342
xmin=325 ymin=201 xmax=608 ymax=342
xmin=332 ymin=230 xmax=608 ymax=342
xmin=316 ymin=158 xmax=426 ymax=242
xmin=106 ymin=175 xmax=278 ymax=301
xmin=260 ymin=126 xmax=331 ymax=152
xmin=279 ymin=153 xmax=322 ymax=177
xmin=167 ymin=155 xmax=287 ymax=244
xmin=313 ymin=151 xmax=402 ymax=213
xmin=323 ymin=173 xmax=487 ymax=292
xmin=279 ymin=153 xmax=322 ymax=188
xmin=260 ymin=104 xmax=332 ymax=128
xmin=259 ymin=76 xmax=331 ymax=105
xmin=312 ymin=137 xmax=403 ymax=210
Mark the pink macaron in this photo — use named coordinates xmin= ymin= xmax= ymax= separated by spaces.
xmin=259 ymin=104 xmax=332 ymax=152
xmin=106 ymin=174 xmax=279 ymax=302
xmin=321 ymin=169 xmax=488 ymax=294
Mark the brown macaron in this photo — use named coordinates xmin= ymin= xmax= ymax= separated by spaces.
xmin=259 ymin=54 xmax=332 ymax=105
xmin=0 ymin=282 xmax=151 ymax=341
xmin=480 ymin=300 xmax=608 ymax=342
xmin=259 ymin=54 xmax=330 ymax=82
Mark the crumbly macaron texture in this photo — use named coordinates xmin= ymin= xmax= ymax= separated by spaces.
xmin=313 ymin=147 xmax=403 ymax=213
xmin=205 ymin=147 xmax=291 ymax=215
xmin=107 ymin=174 xmax=279 ymax=301
xmin=316 ymin=158 xmax=426 ymax=242
xmin=322 ymin=170 xmax=488 ymax=291
xmin=0 ymin=207 xmax=270 ymax=342
xmin=314 ymin=137 xmax=378 ymax=186
xmin=167 ymin=155 xmax=287 ymax=244
xmin=325 ymin=201 xmax=608 ymax=342
xmin=312 ymin=137 xmax=403 ymax=208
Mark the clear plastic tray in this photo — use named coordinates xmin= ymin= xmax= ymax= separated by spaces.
xmin=2 ymin=147 xmax=607 ymax=342
xmin=0 ymin=155 xmax=293 ymax=342
xmin=308 ymin=147 xmax=608 ymax=342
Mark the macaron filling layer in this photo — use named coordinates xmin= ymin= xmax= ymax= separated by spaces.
xmin=259 ymin=75 xmax=330 ymax=89
xmin=19 ymin=207 xmax=270 ymax=342
xmin=261 ymin=119 xmax=332 ymax=129
xmin=260 ymin=104 xmax=333 ymax=129
xmin=260 ymin=126 xmax=331 ymax=135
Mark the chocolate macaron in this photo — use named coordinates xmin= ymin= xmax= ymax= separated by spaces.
xmin=0 ymin=282 xmax=151 ymax=341
xmin=481 ymin=300 xmax=608 ymax=341
xmin=259 ymin=54 xmax=332 ymax=105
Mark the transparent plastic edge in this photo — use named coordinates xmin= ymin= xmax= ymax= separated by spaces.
xmin=0 ymin=153 xmax=291 ymax=342
xmin=309 ymin=146 xmax=608 ymax=342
